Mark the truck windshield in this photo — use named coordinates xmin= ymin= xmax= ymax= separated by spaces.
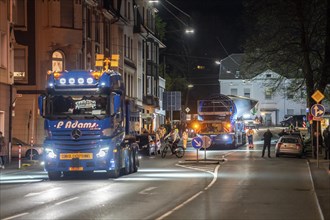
xmin=200 ymin=123 xmax=225 ymax=133
xmin=47 ymin=95 xmax=108 ymax=118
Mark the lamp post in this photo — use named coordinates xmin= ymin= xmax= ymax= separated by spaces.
xmin=216 ymin=60 xmax=223 ymax=94
xmin=149 ymin=0 xmax=195 ymax=33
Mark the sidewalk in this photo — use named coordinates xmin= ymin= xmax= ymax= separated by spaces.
xmin=0 ymin=159 xmax=43 ymax=175
xmin=307 ymin=158 xmax=330 ymax=220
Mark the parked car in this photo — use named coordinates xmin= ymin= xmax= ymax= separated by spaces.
xmin=11 ymin=137 xmax=43 ymax=160
xmin=275 ymin=135 xmax=303 ymax=158
xmin=280 ymin=115 xmax=306 ymax=127
xmin=136 ymin=134 xmax=159 ymax=156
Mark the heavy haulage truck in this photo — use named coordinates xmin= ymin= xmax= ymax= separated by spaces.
xmin=38 ymin=70 xmax=139 ymax=180
xmin=197 ymin=94 xmax=258 ymax=149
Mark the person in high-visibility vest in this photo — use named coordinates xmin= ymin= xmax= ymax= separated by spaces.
xmin=182 ymin=130 xmax=188 ymax=149
xmin=247 ymin=128 xmax=255 ymax=149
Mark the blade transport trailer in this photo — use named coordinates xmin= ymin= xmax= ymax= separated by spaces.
xmin=38 ymin=70 xmax=139 ymax=180
xmin=197 ymin=94 xmax=248 ymax=149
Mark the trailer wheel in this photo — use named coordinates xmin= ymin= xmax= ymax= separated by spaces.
xmin=48 ymin=171 xmax=61 ymax=180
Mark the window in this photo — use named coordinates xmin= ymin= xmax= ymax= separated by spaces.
xmin=95 ymin=14 xmax=100 ymax=43
xmin=287 ymin=109 xmax=294 ymax=115
xmin=244 ymin=88 xmax=250 ymax=98
xmin=287 ymin=90 xmax=294 ymax=99
xmin=86 ymin=8 xmax=91 ymax=38
xmin=14 ymin=47 xmax=28 ymax=83
xmin=104 ymin=22 xmax=110 ymax=50
xmin=52 ymin=51 xmax=64 ymax=72
xmin=14 ymin=0 xmax=27 ymax=29
xmin=0 ymin=32 xmax=7 ymax=68
xmin=300 ymin=109 xmax=305 ymax=115
xmin=265 ymin=88 xmax=273 ymax=99
xmin=60 ymin=0 xmax=74 ymax=28
xmin=230 ymin=88 xmax=237 ymax=95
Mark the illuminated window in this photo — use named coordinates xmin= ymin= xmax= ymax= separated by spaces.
xmin=14 ymin=46 xmax=28 ymax=83
xmin=52 ymin=51 xmax=64 ymax=72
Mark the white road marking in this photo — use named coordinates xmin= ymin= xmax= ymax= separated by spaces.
xmin=156 ymin=163 xmax=221 ymax=220
xmin=138 ymin=187 xmax=158 ymax=195
xmin=2 ymin=212 xmax=29 ymax=220
xmin=24 ymin=187 xmax=62 ymax=197
xmin=55 ymin=197 xmax=79 ymax=206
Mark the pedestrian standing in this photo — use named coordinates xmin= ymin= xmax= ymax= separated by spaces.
xmin=247 ymin=128 xmax=255 ymax=149
xmin=262 ymin=129 xmax=273 ymax=158
xmin=0 ymin=131 xmax=5 ymax=169
xmin=323 ymin=125 xmax=330 ymax=160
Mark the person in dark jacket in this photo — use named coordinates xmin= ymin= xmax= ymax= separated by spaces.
xmin=262 ymin=129 xmax=273 ymax=158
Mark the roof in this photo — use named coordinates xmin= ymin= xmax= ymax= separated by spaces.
xmin=219 ymin=54 xmax=244 ymax=79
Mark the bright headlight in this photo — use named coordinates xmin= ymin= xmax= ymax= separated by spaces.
xmin=97 ymin=147 xmax=109 ymax=158
xmin=223 ymin=135 xmax=229 ymax=140
xmin=45 ymin=148 xmax=57 ymax=159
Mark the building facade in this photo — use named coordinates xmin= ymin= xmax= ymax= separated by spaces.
xmin=0 ymin=0 xmax=15 ymax=156
xmin=219 ymin=54 xmax=307 ymax=126
xmin=10 ymin=0 xmax=165 ymax=145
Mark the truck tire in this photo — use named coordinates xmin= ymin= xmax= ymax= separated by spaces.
xmin=132 ymin=150 xmax=138 ymax=173
xmin=48 ymin=171 xmax=61 ymax=180
xmin=107 ymin=169 xmax=120 ymax=178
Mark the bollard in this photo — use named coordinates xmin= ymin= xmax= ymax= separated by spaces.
xmin=18 ymin=144 xmax=22 ymax=169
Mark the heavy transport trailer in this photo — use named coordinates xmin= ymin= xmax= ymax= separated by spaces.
xmin=38 ymin=70 xmax=139 ymax=180
xmin=196 ymin=94 xmax=258 ymax=149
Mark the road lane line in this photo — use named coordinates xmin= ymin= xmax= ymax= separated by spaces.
xmin=156 ymin=164 xmax=221 ymax=220
xmin=2 ymin=212 xmax=29 ymax=220
xmin=139 ymin=187 xmax=158 ymax=195
xmin=24 ymin=187 xmax=62 ymax=197
xmin=55 ymin=197 xmax=79 ymax=206
xmin=307 ymin=161 xmax=325 ymax=220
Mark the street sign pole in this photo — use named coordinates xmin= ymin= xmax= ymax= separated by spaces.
xmin=311 ymin=90 xmax=325 ymax=168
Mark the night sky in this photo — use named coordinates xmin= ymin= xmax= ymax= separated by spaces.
xmin=158 ymin=0 xmax=245 ymax=112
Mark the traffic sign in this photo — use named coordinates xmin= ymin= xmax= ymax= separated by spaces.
xmin=311 ymin=90 xmax=325 ymax=103
xmin=185 ymin=107 xmax=190 ymax=113
xmin=201 ymin=136 xmax=212 ymax=149
xmin=311 ymin=104 xmax=325 ymax=117
xmin=192 ymin=137 xmax=203 ymax=149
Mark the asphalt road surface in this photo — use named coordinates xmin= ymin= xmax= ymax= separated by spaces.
xmin=0 ymin=127 xmax=326 ymax=220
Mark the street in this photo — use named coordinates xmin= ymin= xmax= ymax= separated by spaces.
xmin=0 ymin=127 xmax=329 ymax=220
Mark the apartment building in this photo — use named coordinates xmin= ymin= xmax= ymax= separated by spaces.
xmin=0 ymin=0 xmax=15 ymax=154
xmin=11 ymin=0 xmax=165 ymax=145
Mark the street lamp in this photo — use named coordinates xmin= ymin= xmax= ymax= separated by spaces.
xmin=216 ymin=59 xmax=223 ymax=94
xmin=149 ymin=0 xmax=195 ymax=34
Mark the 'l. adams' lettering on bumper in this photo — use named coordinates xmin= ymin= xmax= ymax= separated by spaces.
xmin=55 ymin=121 xmax=99 ymax=129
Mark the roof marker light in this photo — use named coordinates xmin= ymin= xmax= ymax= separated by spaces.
xmin=59 ymin=78 xmax=66 ymax=84
xmin=69 ymin=78 xmax=75 ymax=84
xmin=87 ymin=78 xmax=93 ymax=84
xmin=54 ymin=72 xmax=61 ymax=80
xmin=78 ymin=78 xmax=84 ymax=84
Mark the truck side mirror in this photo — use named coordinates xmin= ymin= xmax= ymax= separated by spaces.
xmin=114 ymin=94 xmax=121 ymax=113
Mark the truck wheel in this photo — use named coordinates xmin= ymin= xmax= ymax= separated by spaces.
xmin=25 ymin=150 xmax=39 ymax=160
xmin=132 ymin=151 xmax=138 ymax=173
xmin=107 ymin=169 xmax=120 ymax=178
xmin=48 ymin=171 xmax=61 ymax=180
